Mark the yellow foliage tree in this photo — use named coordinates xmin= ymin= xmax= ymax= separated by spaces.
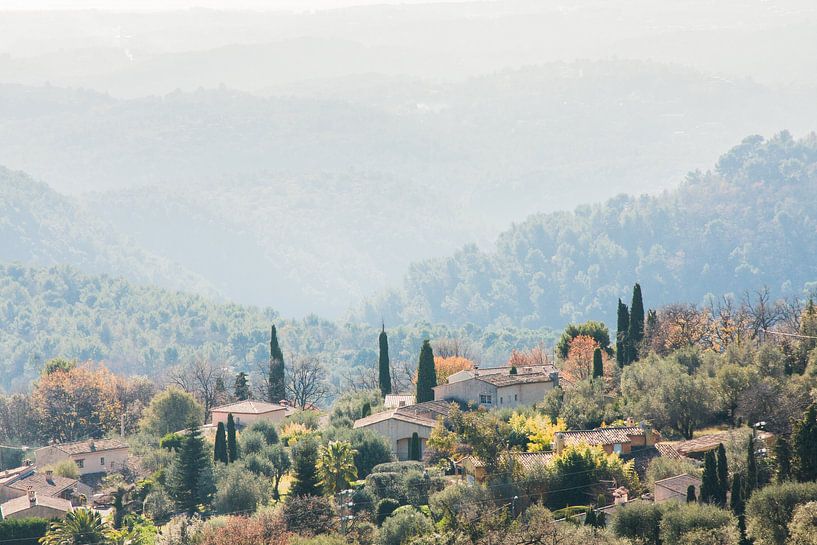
xmin=508 ymin=412 xmax=566 ymax=452
xmin=433 ymin=356 xmax=475 ymax=384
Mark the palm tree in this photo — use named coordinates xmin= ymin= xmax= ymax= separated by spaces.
xmin=40 ymin=508 xmax=110 ymax=545
xmin=316 ymin=440 xmax=358 ymax=494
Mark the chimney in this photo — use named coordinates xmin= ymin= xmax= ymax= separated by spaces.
xmin=27 ymin=487 xmax=35 ymax=505
xmin=626 ymin=417 xmax=636 ymax=427
xmin=279 ymin=399 xmax=288 ymax=407
xmin=23 ymin=459 xmax=32 ymax=467
xmin=554 ymin=432 xmax=565 ymax=455
xmin=45 ymin=469 xmax=54 ymax=484
xmin=89 ymin=441 xmax=96 ymax=452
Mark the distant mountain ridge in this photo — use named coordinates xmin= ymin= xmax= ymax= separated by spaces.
xmin=361 ymin=133 xmax=817 ymax=329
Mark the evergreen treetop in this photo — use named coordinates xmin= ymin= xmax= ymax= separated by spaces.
xmin=226 ymin=413 xmax=238 ymax=463
xmin=616 ymin=300 xmax=630 ymax=367
xmin=167 ymin=422 xmax=215 ymax=513
xmin=268 ymin=324 xmax=286 ymax=403
xmin=628 ymin=283 xmax=645 ymax=361
xmin=378 ymin=324 xmax=392 ymax=397
xmin=214 ymin=421 xmax=228 ymax=464
xmin=291 ymin=435 xmax=321 ymax=497
xmin=415 ymin=340 xmax=436 ymax=403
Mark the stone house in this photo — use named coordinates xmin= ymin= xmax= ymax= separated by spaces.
xmin=210 ymin=400 xmax=295 ymax=427
xmin=554 ymin=424 xmax=661 ymax=456
xmin=34 ymin=439 xmax=129 ymax=476
xmin=460 ymin=451 xmax=554 ymax=484
xmin=0 ymin=490 xmax=72 ymax=520
xmin=353 ymin=401 xmax=453 ymax=460
xmin=0 ymin=469 xmax=91 ymax=504
xmin=432 ymin=366 xmax=558 ymax=409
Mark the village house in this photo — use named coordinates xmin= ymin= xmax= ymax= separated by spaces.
xmin=460 ymin=451 xmax=554 ymax=484
xmin=654 ymin=474 xmax=702 ymax=503
xmin=353 ymin=400 xmax=453 ymax=460
xmin=674 ymin=430 xmax=774 ymax=460
xmin=210 ymin=400 xmax=295 ymax=427
xmin=0 ymin=469 xmax=91 ymax=504
xmin=553 ymin=423 xmax=661 ymax=456
xmin=0 ymin=489 xmax=73 ymax=520
xmin=34 ymin=439 xmax=129 ymax=476
xmin=432 ymin=365 xmax=559 ymax=409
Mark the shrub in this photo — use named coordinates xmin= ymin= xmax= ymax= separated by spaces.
xmin=365 ymin=472 xmax=405 ymax=504
xmin=676 ymin=526 xmax=741 ymax=545
xmin=404 ymin=471 xmax=434 ymax=507
xmin=288 ymin=410 xmax=321 ymax=430
xmin=646 ymin=456 xmax=702 ymax=489
xmin=239 ymin=431 xmax=266 ymax=456
xmin=213 ymin=462 xmax=271 ymax=515
xmin=788 ymin=501 xmax=817 ymax=545
xmin=659 ymin=502 xmax=736 ymax=544
xmin=140 ymin=387 xmax=203 ymax=436
xmin=376 ymin=499 xmax=400 ymax=525
xmin=371 ymin=461 xmax=424 ymax=474
xmin=160 ymin=433 xmax=184 ymax=452
xmin=351 ymin=488 xmax=375 ymax=515
xmin=428 ymin=483 xmax=493 ymax=531
xmin=282 ymin=495 xmax=336 ymax=535
xmin=289 ymin=535 xmax=348 ymax=545
xmin=156 ymin=515 xmax=205 ymax=545
xmin=612 ymin=501 xmax=665 ymax=545
xmin=746 ymin=481 xmax=817 ymax=545
xmin=143 ymin=488 xmax=174 ymax=522
xmin=0 ymin=518 xmax=49 ymax=545
xmin=247 ymin=420 xmax=279 ymax=445
xmin=199 ymin=509 xmax=288 ymax=545
xmin=378 ymin=507 xmax=433 ymax=545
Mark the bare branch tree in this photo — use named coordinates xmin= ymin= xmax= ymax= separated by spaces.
xmin=432 ymin=338 xmax=480 ymax=362
xmin=166 ymin=360 xmax=228 ymax=423
xmin=743 ymin=286 xmax=784 ymax=343
xmin=287 ymin=356 xmax=330 ymax=409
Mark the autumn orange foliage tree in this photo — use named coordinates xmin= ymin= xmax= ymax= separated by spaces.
xmin=506 ymin=345 xmax=550 ymax=369
xmin=434 ymin=356 xmax=474 ymax=384
xmin=561 ymin=335 xmax=607 ymax=383
xmin=31 ymin=363 xmax=122 ymax=442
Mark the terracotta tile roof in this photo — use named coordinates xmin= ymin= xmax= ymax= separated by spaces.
xmin=655 ymin=474 xmax=702 ymax=496
xmin=557 ymin=428 xmax=633 ymax=447
xmin=476 ymin=372 xmax=556 ymax=387
xmin=654 ymin=442 xmax=687 ymax=461
xmin=0 ymin=466 xmax=35 ymax=486
xmin=674 ymin=430 xmax=773 ymax=456
xmin=384 ymin=394 xmax=416 ymax=408
xmin=49 ymin=439 xmax=128 ymax=455
xmin=9 ymin=473 xmax=77 ymax=497
xmin=353 ymin=401 xmax=454 ymax=429
xmin=211 ymin=400 xmax=287 ymax=414
xmin=465 ymin=451 xmax=554 ymax=471
xmin=0 ymin=494 xmax=72 ymax=517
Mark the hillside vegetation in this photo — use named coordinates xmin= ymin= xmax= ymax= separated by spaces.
xmin=363 ymin=133 xmax=817 ymax=328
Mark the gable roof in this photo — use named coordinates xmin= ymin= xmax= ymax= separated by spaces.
xmin=45 ymin=438 xmax=128 ymax=456
xmin=353 ymin=401 xmax=454 ymax=429
xmin=557 ymin=428 xmax=634 ymax=447
xmin=655 ymin=474 xmax=702 ymax=496
xmin=476 ymin=372 xmax=555 ymax=388
xmin=9 ymin=473 xmax=77 ymax=497
xmin=0 ymin=494 xmax=72 ymax=517
xmin=384 ymin=394 xmax=416 ymax=408
xmin=211 ymin=400 xmax=287 ymax=414
xmin=464 ymin=451 xmax=554 ymax=471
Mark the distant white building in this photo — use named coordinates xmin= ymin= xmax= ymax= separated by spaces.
xmin=210 ymin=400 xmax=296 ymax=428
xmin=433 ymin=365 xmax=558 ymax=409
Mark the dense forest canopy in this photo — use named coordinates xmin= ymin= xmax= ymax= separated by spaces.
xmin=0 ymin=263 xmax=556 ymax=392
xmin=362 ymin=133 xmax=817 ymax=328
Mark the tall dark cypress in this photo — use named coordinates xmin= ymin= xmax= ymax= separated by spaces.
xmin=378 ymin=324 xmax=392 ymax=397
xmin=745 ymin=435 xmax=757 ymax=498
xmin=234 ymin=372 xmax=251 ymax=401
xmin=716 ymin=443 xmax=729 ymax=506
xmin=268 ymin=325 xmax=286 ymax=403
xmin=616 ymin=299 xmax=630 ymax=367
xmin=774 ymin=435 xmax=792 ymax=482
xmin=730 ymin=474 xmax=747 ymax=545
xmin=628 ymin=283 xmax=645 ymax=361
xmin=592 ymin=347 xmax=604 ymax=379
xmin=793 ymin=403 xmax=817 ymax=482
xmin=214 ymin=421 xmax=228 ymax=464
xmin=686 ymin=485 xmax=696 ymax=503
xmin=700 ymin=450 xmax=718 ymax=504
xmin=409 ymin=432 xmax=421 ymax=461
xmin=415 ymin=340 xmax=436 ymax=403
xmin=226 ymin=413 xmax=238 ymax=463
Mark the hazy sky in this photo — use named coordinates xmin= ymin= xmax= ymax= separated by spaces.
xmin=0 ymin=0 xmax=477 ymax=10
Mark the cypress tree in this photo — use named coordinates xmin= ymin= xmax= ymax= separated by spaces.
xmin=214 ymin=421 xmax=228 ymax=464
xmin=745 ymin=435 xmax=757 ymax=498
xmin=730 ymin=474 xmax=747 ymax=545
xmin=616 ymin=299 xmax=630 ymax=367
xmin=686 ymin=485 xmax=696 ymax=503
xmin=793 ymin=403 xmax=817 ymax=482
xmin=509 ymin=365 xmax=518 ymax=375
xmin=415 ymin=340 xmax=436 ymax=403
xmin=233 ymin=372 xmax=250 ymax=401
xmin=700 ymin=450 xmax=718 ymax=504
xmin=774 ymin=435 xmax=792 ymax=482
xmin=290 ymin=435 xmax=321 ymax=496
xmin=167 ymin=423 xmax=215 ymax=513
xmin=268 ymin=325 xmax=286 ymax=403
xmin=409 ymin=432 xmax=421 ymax=461
xmin=592 ymin=347 xmax=604 ymax=379
xmin=226 ymin=413 xmax=238 ymax=463
xmin=629 ymin=283 xmax=645 ymax=361
xmin=361 ymin=402 xmax=371 ymax=418
xmin=378 ymin=324 xmax=392 ymax=397
xmin=716 ymin=443 xmax=729 ymax=506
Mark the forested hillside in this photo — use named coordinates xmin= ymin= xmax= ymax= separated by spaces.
xmin=0 ymin=263 xmax=556 ymax=391
xmin=363 ymin=133 xmax=817 ymax=328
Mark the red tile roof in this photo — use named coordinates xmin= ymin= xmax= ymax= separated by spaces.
xmin=211 ymin=400 xmax=287 ymax=414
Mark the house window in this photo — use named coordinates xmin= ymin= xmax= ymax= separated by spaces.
xmin=500 ymin=397 xmax=503 ymax=404
xmin=100 ymin=457 xmax=105 ymax=466
xmin=613 ymin=444 xmax=622 ymax=454
xmin=76 ymin=459 xmax=84 ymax=469
xmin=514 ymin=394 xmax=518 ymax=402
xmin=479 ymin=394 xmax=492 ymax=404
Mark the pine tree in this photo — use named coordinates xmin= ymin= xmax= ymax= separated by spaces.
xmin=644 ymin=309 xmax=659 ymax=347
xmin=214 ymin=421 xmax=228 ymax=464
xmin=167 ymin=423 xmax=215 ymax=513
xmin=415 ymin=340 xmax=436 ymax=403
xmin=745 ymin=435 xmax=757 ymax=498
xmin=774 ymin=435 xmax=792 ymax=482
xmin=592 ymin=347 xmax=604 ymax=379
xmin=700 ymin=450 xmax=718 ymax=504
xmin=629 ymin=283 xmax=645 ymax=361
xmin=291 ymin=436 xmax=321 ymax=496
xmin=686 ymin=485 xmax=696 ymax=503
xmin=616 ymin=299 xmax=630 ymax=367
xmin=716 ymin=443 xmax=729 ymax=506
xmin=268 ymin=325 xmax=286 ymax=403
xmin=793 ymin=403 xmax=817 ymax=482
xmin=409 ymin=432 xmax=421 ymax=461
xmin=378 ymin=325 xmax=392 ymax=397
xmin=226 ymin=413 xmax=238 ymax=463
xmin=233 ymin=372 xmax=250 ymax=401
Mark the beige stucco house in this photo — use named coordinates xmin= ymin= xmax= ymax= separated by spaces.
xmin=210 ymin=400 xmax=294 ymax=427
xmin=0 ymin=469 xmax=91 ymax=504
xmin=654 ymin=474 xmax=702 ymax=503
xmin=0 ymin=490 xmax=73 ymax=520
xmin=34 ymin=439 xmax=129 ymax=476
xmin=433 ymin=366 xmax=558 ymax=409
xmin=554 ymin=424 xmax=661 ymax=456
xmin=353 ymin=401 xmax=453 ymax=460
